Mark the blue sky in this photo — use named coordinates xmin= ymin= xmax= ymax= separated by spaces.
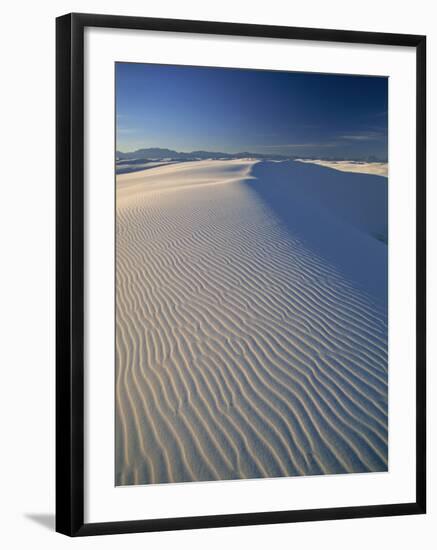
xmin=116 ymin=63 xmax=388 ymax=160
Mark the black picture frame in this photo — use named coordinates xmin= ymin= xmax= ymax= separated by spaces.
xmin=56 ymin=12 xmax=426 ymax=537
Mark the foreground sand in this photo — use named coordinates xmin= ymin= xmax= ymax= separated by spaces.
xmin=115 ymin=160 xmax=388 ymax=486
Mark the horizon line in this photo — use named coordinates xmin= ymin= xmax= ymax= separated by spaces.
xmin=115 ymin=146 xmax=388 ymax=162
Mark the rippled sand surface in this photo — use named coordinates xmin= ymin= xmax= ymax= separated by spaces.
xmin=115 ymin=160 xmax=388 ymax=486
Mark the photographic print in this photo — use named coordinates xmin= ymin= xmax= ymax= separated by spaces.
xmin=115 ymin=62 xmax=389 ymax=487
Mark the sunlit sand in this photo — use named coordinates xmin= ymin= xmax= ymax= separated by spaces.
xmin=296 ymin=158 xmax=388 ymax=177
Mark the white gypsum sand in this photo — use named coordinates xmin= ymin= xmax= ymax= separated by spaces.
xmin=115 ymin=159 xmax=388 ymax=486
xmin=295 ymin=159 xmax=388 ymax=177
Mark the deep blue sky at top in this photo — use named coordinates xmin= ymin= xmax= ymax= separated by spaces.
xmin=116 ymin=62 xmax=388 ymax=160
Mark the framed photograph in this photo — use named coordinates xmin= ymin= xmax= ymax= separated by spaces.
xmin=56 ymin=13 xmax=426 ymax=536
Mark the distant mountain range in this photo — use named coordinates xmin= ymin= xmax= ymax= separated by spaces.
xmin=116 ymin=148 xmax=289 ymax=162
xmin=116 ymin=148 xmax=387 ymax=163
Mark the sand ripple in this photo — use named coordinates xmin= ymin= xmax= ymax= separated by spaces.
xmin=115 ymin=160 xmax=388 ymax=485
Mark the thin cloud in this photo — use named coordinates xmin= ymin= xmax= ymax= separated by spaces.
xmin=255 ymin=142 xmax=338 ymax=149
xmin=339 ymin=131 xmax=386 ymax=141
xmin=117 ymin=127 xmax=138 ymax=135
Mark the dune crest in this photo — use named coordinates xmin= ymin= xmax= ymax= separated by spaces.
xmin=115 ymin=160 xmax=388 ymax=486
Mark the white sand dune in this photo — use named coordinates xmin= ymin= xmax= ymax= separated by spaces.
xmin=296 ymin=158 xmax=388 ymax=177
xmin=115 ymin=159 xmax=388 ymax=486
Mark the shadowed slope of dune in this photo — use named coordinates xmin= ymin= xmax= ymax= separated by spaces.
xmin=115 ymin=160 xmax=388 ymax=486
xmin=247 ymin=161 xmax=388 ymax=306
